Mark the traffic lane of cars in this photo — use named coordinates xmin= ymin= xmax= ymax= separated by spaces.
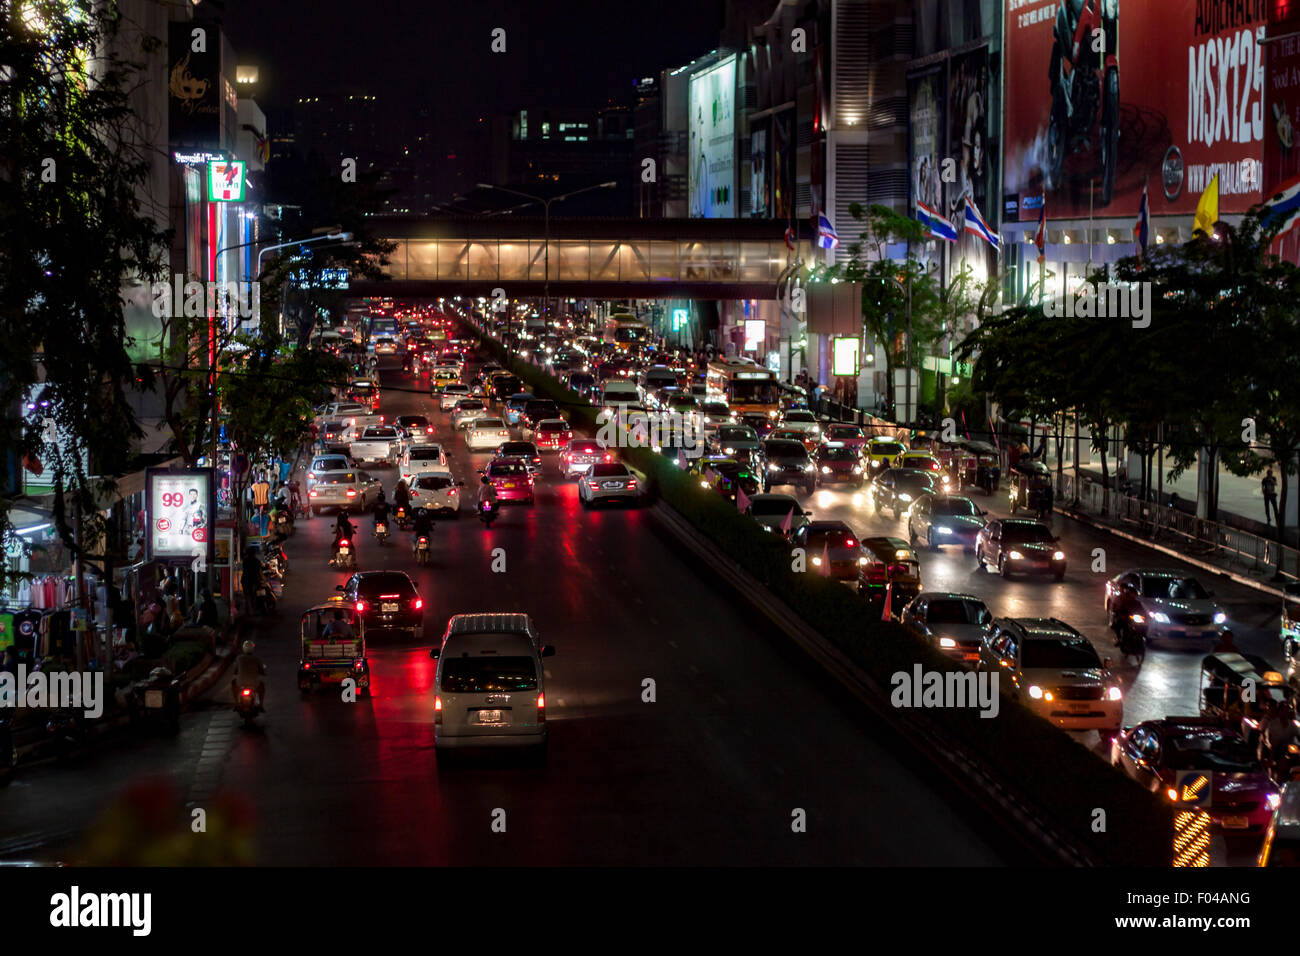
xmin=783 ymin=483 xmax=1279 ymax=729
xmin=216 ymin=360 xmax=1005 ymax=864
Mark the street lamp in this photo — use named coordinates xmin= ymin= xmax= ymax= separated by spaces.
xmin=475 ymin=181 xmax=616 ymax=321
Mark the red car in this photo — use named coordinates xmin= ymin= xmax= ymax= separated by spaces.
xmin=822 ymin=424 xmax=868 ymax=450
xmin=483 ymin=457 xmax=535 ymax=504
xmin=534 ymin=419 xmax=573 ymax=452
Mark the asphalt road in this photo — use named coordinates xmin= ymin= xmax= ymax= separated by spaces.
xmin=0 ymin=357 xmax=1008 ymax=865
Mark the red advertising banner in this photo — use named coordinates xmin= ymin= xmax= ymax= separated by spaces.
xmin=1005 ymin=0 xmax=1267 ymax=221
xmin=1265 ymin=11 xmax=1300 ymax=260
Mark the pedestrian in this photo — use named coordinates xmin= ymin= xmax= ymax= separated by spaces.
xmin=1037 ymin=482 xmax=1054 ymax=520
xmin=1213 ymin=628 xmax=1239 ymax=654
xmin=1263 ymin=469 xmax=1279 ymax=526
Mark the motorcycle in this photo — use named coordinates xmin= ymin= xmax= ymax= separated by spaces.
xmin=332 ymin=538 xmax=358 ymax=570
xmin=415 ymin=534 xmax=431 ymax=566
xmin=478 ymin=500 xmax=498 ymax=529
xmin=234 ymin=684 xmax=263 ymax=727
xmin=394 ymin=505 xmax=410 ymax=530
xmin=1047 ymin=0 xmax=1121 ymax=205
xmin=374 ymin=521 xmax=390 ymax=546
xmin=1116 ymin=624 xmax=1145 ymax=665
xmin=126 ymin=666 xmax=182 ymax=735
xmin=46 ymin=710 xmax=93 ymax=761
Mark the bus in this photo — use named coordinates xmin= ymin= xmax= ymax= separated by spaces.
xmin=604 ymin=312 xmax=651 ymax=350
xmin=368 ymin=315 xmax=399 ymax=345
xmin=705 ymin=359 xmax=781 ymax=418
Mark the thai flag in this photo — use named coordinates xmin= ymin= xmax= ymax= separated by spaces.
xmin=816 ymin=212 xmax=839 ymax=250
xmin=963 ymin=197 xmax=1000 ymax=253
xmin=915 ymin=201 xmax=958 ymax=242
xmin=1033 ymin=193 xmax=1046 ymax=263
xmin=1262 ymin=173 xmax=1300 ymax=240
xmin=1134 ymin=181 xmax=1150 ymax=261
xmin=784 ymin=226 xmax=796 ymax=251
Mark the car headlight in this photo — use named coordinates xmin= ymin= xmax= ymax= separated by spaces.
xmin=858 ymin=556 xmax=868 ymax=565
xmin=937 ymin=526 xmax=953 ymax=535
xmin=1027 ymin=685 xmax=1044 ymax=699
xmin=1130 ymin=613 xmax=1145 ymax=624
xmin=1053 ymin=550 xmax=1066 ymax=561
xmin=1149 ymin=611 xmax=1171 ymax=624
xmin=769 ymin=464 xmax=779 ymax=471
xmin=821 ymin=466 xmax=831 ymax=474
xmin=804 ymin=464 xmax=814 ymax=472
xmin=853 ymin=466 xmax=862 ymax=474
xmin=898 ymin=493 xmax=912 ymax=502
xmin=768 ymin=410 xmax=777 ymax=418
xmin=1214 ymin=611 xmax=1227 ymax=624
xmin=811 ymin=556 xmax=822 ymax=566
xmin=938 ymin=637 xmax=956 ymax=648
xmin=1268 ymin=792 xmax=1282 ymax=810
xmin=1007 ymin=550 xmax=1025 ymax=560
xmin=871 ymin=459 xmax=881 ymax=468
xmin=724 ymin=447 xmax=735 ymax=455
xmin=1107 ymin=686 xmax=1123 ymax=701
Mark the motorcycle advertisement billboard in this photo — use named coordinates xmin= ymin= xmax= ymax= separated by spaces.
xmin=1004 ymin=0 xmax=1266 ymax=221
xmin=146 ymin=468 xmax=214 ymax=565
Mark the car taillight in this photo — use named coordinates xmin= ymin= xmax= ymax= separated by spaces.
xmin=355 ymin=600 xmax=366 ymax=612
xmin=412 ymin=598 xmax=423 ymax=610
xmin=308 ymin=471 xmax=316 ymax=480
xmin=346 ymin=489 xmax=357 ymax=497
xmin=340 ymin=539 xmax=351 ymax=547
xmin=309 ymin=490 xmax=318 ymax=497
xmin=241 ymin=688 xmax=252 ymax=697
xmin=628 ymin=479 xmax=638 ymax=489
xmin=355 ymin=659 xmax=366 ymax=671
xmin=434 ymin=696 xmax=442 ymax=724
xmin=426 ymin=427 xmax=433 ymax=433
xmin=604 ymin=453 xmax=611 ymax=461
xmin=449 ymin=488 xmax=458 ymax=496
xmin=537 ymin=692 xmax=546 ymax=722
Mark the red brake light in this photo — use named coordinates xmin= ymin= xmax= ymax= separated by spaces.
xmin=845 ymin=539 xmax=855 ymax=547
xmin=604 ymin=453 xmax=611 ymax=461
xmin=340 ymin=539 xmax=351 ymax=547
xmin=434 ymin=695 xmax=442 ymax=724
xmin=309 ymin=490 xmax=318 ymax=497
xmin=346 ymin=489 xmax=357 ymax=497
xmin=413 ymin=598 xmax=424 ymax=610
xmin=241 ymin=688 xmax=252 ymax=697
xmin=537 ymin=692 xmax=546 ymax=722
xmin=355 ymin=600 xmax=366 ymax=613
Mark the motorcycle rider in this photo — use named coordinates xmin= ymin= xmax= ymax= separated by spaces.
xmin=232 ymin=639 xmax=267 ymax=708
xmin=401 ymin=348 xmax=414 ymax=374
xmin=411 ymin=506 xmax=435 ymax=556
xmin=393 ymin=479 xmax=412 ymax=525
xmin=1260 ymin=699 xmax=1299 ymax=775
xmin=322 ymin=609 xmax=356 ymax=641
xmin=477 ymin=475 xmax=499 ymax=518
xmin=372 ymin=489 xmax=391 ymax=537
xmin=332 ymin=511 xmax=357 ymax=561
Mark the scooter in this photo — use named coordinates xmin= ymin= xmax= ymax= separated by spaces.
xmin=478 ymin=500 xmax=498 ymax=529
xmin=234 ymin=684 xmax=264 ymax=727
xmin=274 ymin=508 xmax=294 ymax=536
xmin=331 ymin=538 xmax=358 ymax=570
xmin=375 ymin=521 xmax=390 ymax=546
xmin=415 ymin=534 xmax=431 ymax=566
xmin=1116 ymin=625 xmax=1146 ymax=665
xmin=394 ymin=506 xmax=410 ymax=531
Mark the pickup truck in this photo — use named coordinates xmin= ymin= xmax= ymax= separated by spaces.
xmin=349 ymin=425 xmax=403 ymax=465
xmin=318 ymin=402 xmax=367 ymax=424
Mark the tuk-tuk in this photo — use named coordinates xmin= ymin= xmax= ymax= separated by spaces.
xmin=299 ymin=604 xmax=370 ymax=696
xmin=1200 ymin=651 xmax=1296 ymax=745
xmin=961 ymin=440 xmax=1001 ymax=494
xmin=1282 ymin=584 xmax=1300 ymax=670
xmin=1007 ymin=460 xmax=1052 ymax=514
xmin=859 ymin=536 xmax=923 ymax=619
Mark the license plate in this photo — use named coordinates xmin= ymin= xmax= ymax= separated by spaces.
xmin=1221 ymin=815 xmax=1249 ymax=829
xmin=382 ymin=602 xmax=398 ymax=612
xmin=145 ymin=690 xmax=164 ymax=708
xmin=478 ymin=710 xmax=503 ymax=723
xmin=504 ymin=482 xmax=516 ymax=488
xmin=339 ymin=547 xmax=350 ymax=555
xmin=1068 ymin=702 xmax=1091 ymax=712
xmin=603 ymin=481 xmax=623 ymax=489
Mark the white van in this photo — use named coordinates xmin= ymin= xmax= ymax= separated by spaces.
xmin=430 ymin=613 xmax=554 ymax=763
xmin=600 ymin=381 xmax=640 ymax=411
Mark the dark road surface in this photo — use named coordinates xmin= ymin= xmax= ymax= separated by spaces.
xmin=0 ymin=359 xmax=1007 ymax=866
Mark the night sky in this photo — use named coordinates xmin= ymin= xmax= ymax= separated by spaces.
xmin=223 ymin=0 xmax=725 ymax=122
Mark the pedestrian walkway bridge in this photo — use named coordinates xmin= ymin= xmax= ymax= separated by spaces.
xmin=350 ymin=216 xmax=800 ymax=300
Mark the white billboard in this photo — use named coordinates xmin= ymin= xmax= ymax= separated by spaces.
xmin=688 ymin=55 xmax=737 ymax=219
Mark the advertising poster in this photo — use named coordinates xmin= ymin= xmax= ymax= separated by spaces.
xmin=910 ymin=69 xmax=946 ymax=218
xmin=167 ymin=22 xmax=223 ymax=150
xmin=147 ymin=468 xmax=214 ymax=564
xmin=773 ymin=109 xmax=796 ymax=219
xmin=689 ymin=55 xmax=737 ymax=218
xmin=1004 ymin=0 xmax=1266 ymax=220
xmin=1265 ymin=24 xmax=1300 ymax=263
xmin=947 ymin=48 xmax=990 ymax=221
xmin=750 ymin=120 xmax=771 ymax=217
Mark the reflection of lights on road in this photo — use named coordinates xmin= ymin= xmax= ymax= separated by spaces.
xmin=816 ymin=490 xmax=834 ymax=509
xmin=851 ymin=493 xmax=864 ymax=507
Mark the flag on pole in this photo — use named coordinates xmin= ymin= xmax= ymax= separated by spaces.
xmin=780 ymin=507 xmax=794 ymax=536
xmin=963 ymin=197 xmax=1001 ymax=253
xmin=1133 ymin=180 xmax=1150 ymax=262
xmin=1033 ymin=191 xmax=1046 ymax=264
xmin=816 ymin=212 xmax=840 ymax=250
xmin=736 ymin=486 xmax=752 ymax=514
xmin=819 ymin=539 xmax=831 ymax=577
xmin=784 ymin=226 xmax=796 ymax=250
xmin=1261 ymin=172 xmax=1300 ymax=240
xmin=916 ymin=201 xmax=959 ymax=242
xmin=881 ymin=582 xmax=893 ymax=621
xmin=1193 ymin=173 xmax=1219 ymax=237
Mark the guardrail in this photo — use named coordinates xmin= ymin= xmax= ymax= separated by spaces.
xmin=1062 ymin=474 xmax=1300 ymax=583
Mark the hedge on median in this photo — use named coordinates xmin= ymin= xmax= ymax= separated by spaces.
xmin=474 ymin=328 xmax=1175 ymax=866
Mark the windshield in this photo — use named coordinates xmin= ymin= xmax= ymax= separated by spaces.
xmin=820 ymin=447 xmax=858 ymax=461
xmin=728 ymin=380 xmax=779 ymax=404
xmin=933 ymin=498 xmax=979 ymax=516
xmin=440 ymin=657 xmax=538 ymax=693
xmin=499 ymin=443 xmax=536 ymax=456
xmin=925 ymin=599 xmax=987 ymax=625
xmin=1164 ymin=731 xmax=1262 ymax=773
xmin=475 ymin=419 xmax=506 ymax=429
xmin=414 ymin=475 xmax=453 ymax=491
xmin=539 ymin=421 xmax=567 ymax=432
xmin=751 ymin=499 xmax=797 ymax=516
xmin=357 ymin=574 xmax=415 ymax=598
xmin=320 ymin=474 xmax=358 ymax=484
xmin=895 ymin=474 xmax=936 ymax=493
xmin=1003 ymin=523 xmax=1054 ymax=543
xmin=828 ymin=426 xmax=861 ymax=439
xmin=570 ymin=442 xmax=604 ymax=454
xmin=1020 ymin=638 xmax=1102 ymax=669
xmin=810 ymin=531 xmax=857 ymax=550
xmin=590 ymin=464 xmax=628 ymax=477
xmin=718 ymin=426 xmax=756 ymax=442
xmin=765 ymin=441 xmax=806 ymax=458
xmin=1143 ymin=576 xmax=1209 ymax=600
xmin=871 ymin=442 xmax=905 ymax=456
xmin=784 ymin=411 xmax=815 ymax=423
xmin=489 ymin=462 xmax=528 ymax=475
xmin=362 ymin=428 xmax=397 ymax=438
xmin=456 ymin=401 xmax=485 ymax=411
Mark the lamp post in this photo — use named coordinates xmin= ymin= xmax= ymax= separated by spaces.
xmin=475 ymin=181 xmax=616 ymax=322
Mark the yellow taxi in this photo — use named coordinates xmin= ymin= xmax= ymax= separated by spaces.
xmin=864 ymin=437 xmax=908 ymax=474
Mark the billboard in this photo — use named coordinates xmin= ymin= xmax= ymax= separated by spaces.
xmin=1004 ymin=0 xmax=1266 ymax=220
xmin=147 ymin=468 xmax=214 ymax=565
xmin=1265 ymin=21 xmax=1300 ymax=263
xmin=772 ymin=109 xmax=796 ymax=219
xmin=168 ymin=22 xmax=224 ymax=151
xmin=207 ymin=160 xmax=245 ymax=202
xmin=948 ymin=48 xmax=991 ymax=223
xmin=689 ymin=55 xmax=737 ymax=218
xmin=910 ymin=69 xmax=946 ymax=218
xmin=750 ymin=119 xmax=770 ymax=217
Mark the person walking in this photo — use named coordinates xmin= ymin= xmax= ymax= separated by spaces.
xmin=1263 ymin=469 xmax=1280 ymax=526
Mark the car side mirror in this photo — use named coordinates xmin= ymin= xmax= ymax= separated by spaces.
xmin=804 ymin=510 xmax=813 ymax=516
xmin=541 ymin=645 xmax=556 ymax=658
xmin=429 ymin=646 xmax=441 ymax=660
xmin=335 ymin=584 xmax=345 ymax=592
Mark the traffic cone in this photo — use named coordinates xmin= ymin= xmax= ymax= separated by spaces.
xmin=881 ymin=582 xmax=893 ymax=621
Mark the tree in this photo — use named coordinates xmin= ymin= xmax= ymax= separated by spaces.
xmin=0 ymin=2 xmax=169 ymax=589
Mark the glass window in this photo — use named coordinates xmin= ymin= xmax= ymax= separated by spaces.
xmin=440 ymin=657 xmax=538 ymax=693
